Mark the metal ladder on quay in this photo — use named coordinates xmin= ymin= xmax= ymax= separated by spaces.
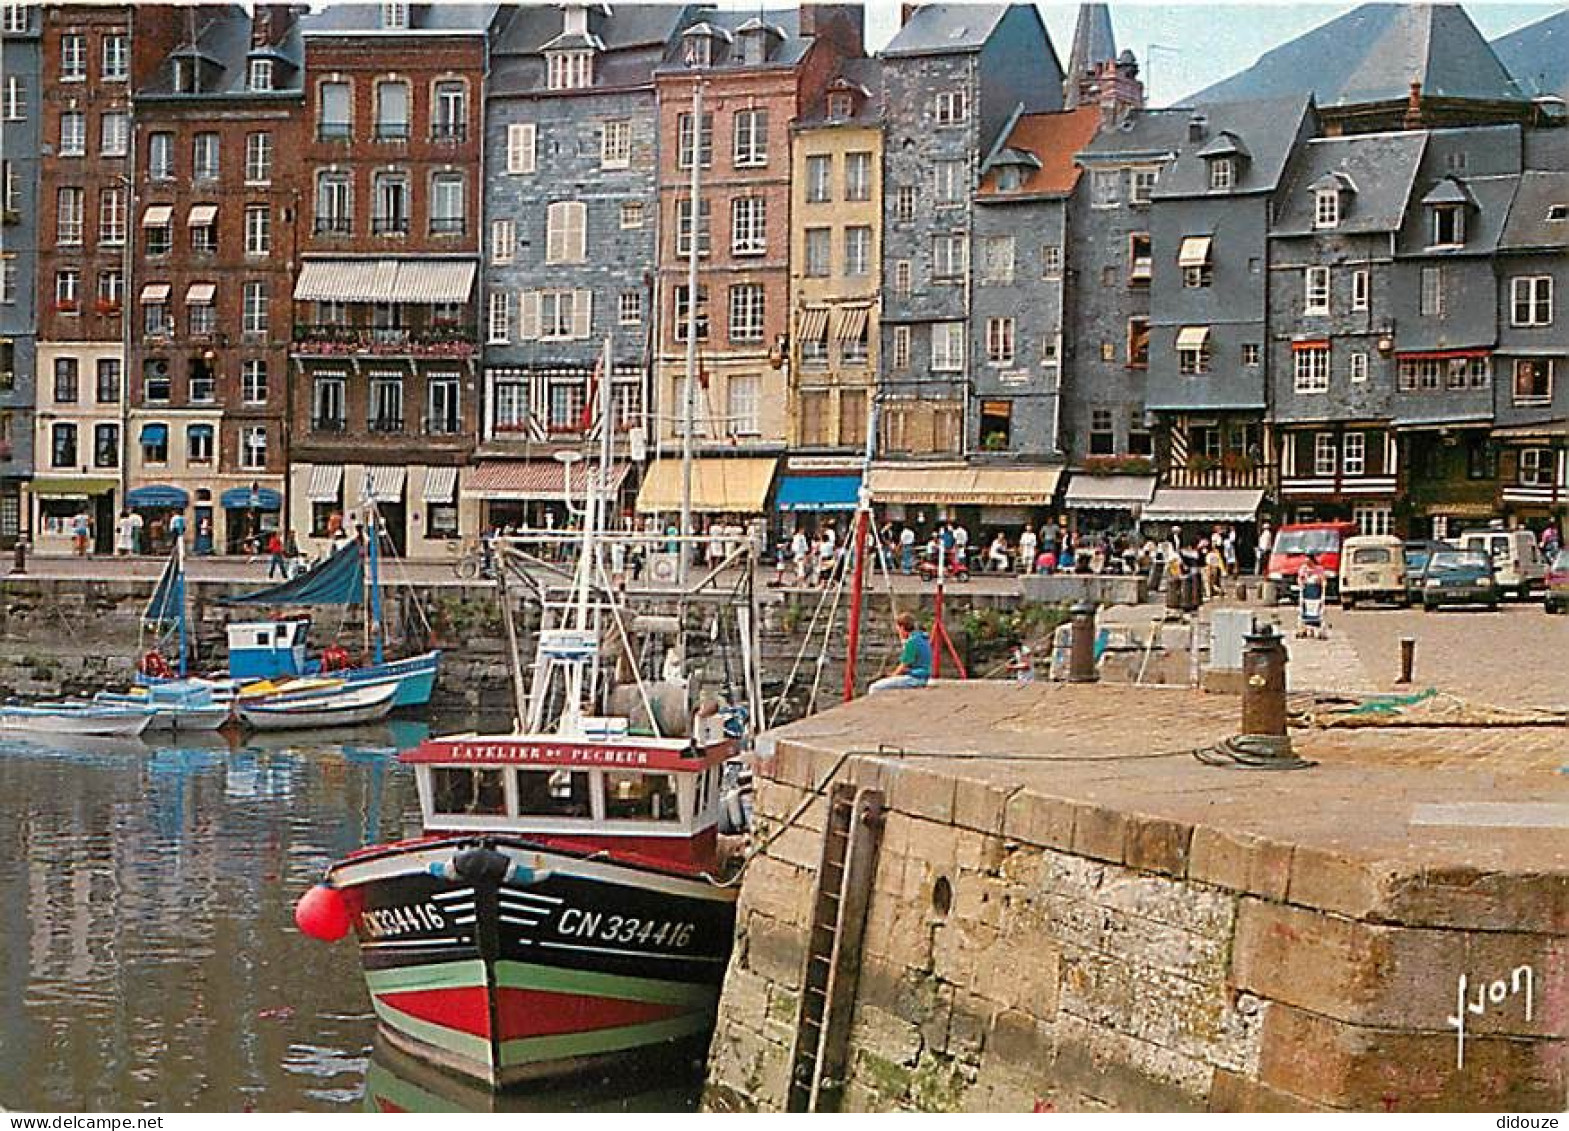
xmin=785 ymin=782 xmax=885 ymax=1113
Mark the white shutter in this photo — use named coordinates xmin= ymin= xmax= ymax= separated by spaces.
xmin=571 ymin=289 xmax=592 ymax=338
xmin=488 ymin=292 xmax=510 ymax=343
xmin=567 ymin=201 xmax=586 ymax=263
xmin=506 ymin=122 xmax=536 ymax=174
xmin=545 ymin=202 xmax=565 ymax=263
xmin=519 ymin=290 xmax=542 ymax=340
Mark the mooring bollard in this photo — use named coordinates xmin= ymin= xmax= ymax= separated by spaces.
xmin=1241 ymin=625 xmax=1289 ymax=742
xmin=1068 ymin=601 xmax=1099 ymax=683
xmin=1397 ymin=636 xmax=1415 ymax=684
xmin=11 ymin=539 xmax=25 ymax=575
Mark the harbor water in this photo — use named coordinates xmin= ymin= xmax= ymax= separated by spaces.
xmin=0 ymin=720 xmax=703 ymax=1112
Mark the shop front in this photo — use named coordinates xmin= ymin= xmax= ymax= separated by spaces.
xmin=470 ymin=459 xmax=633 ymax=533
xmin=220 ymin=485 xmax=283 ymax=555
xmin=1140 ymin=487 xmax=1266 ymax=552
xmin=126 ymin=484 xmax=190 ymax=554
xmin=866 ymin=462 xmax=1062 ymax=540
xmin=31 ymin=477 xmax=119 ymax=555
xmin=773 ymin=460 xmax=862 ymax=545
xmin=1062 ymin=474 xmax=1157 ymax=537
xmin=634 ymin=458 xmax=779 ymax=523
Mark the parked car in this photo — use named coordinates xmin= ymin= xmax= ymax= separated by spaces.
xmin=1338 ymin=535 xmax=1407 ymax=608
xmin=1420 ymin=549 xmax=1499 ymax=611
xmin=1402 ymin=540 xmax=1451 ymax=605
xmin=1545 ymin=549 xmax=1569 ymax=614
xmin=1456 ymin=528 xmax=1547 ymax=600
xmin=1266 ymin=521 xmax=1360 ymax=600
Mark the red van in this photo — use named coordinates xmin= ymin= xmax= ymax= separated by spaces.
xmin=1267 ymin=521 xmax=1360 ymax=599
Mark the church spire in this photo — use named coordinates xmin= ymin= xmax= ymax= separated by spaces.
xmin=1064 ymin=3 xmax=1118 ymax=108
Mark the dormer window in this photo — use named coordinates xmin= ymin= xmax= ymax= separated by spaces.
xmin=1314 ymin=187 xmax=1339 ymax=229
xmin=547 ymin=50 xmax=594 ymax=90
xmin=380 ymin=3 xmax=408 ymax=30
xmin=248 ymin=58 xmax=273 ymax=92
xmin=683 ymin=32 xmax=712 ymax=68
xmin=173 ymin=59 xmax=195 ymax=95
xmin=1431 ymin=204 xmax=1464 ymax=247
xmin=1209 ymin=158 xmax=1234 ymax=191
xmin=827 ymin=92 xmax=854 ymax=120
xmin=996 ymin=166 xmax=1024 ymax=192
xmin=1547 ymin=204 xmax=1569 ymax=222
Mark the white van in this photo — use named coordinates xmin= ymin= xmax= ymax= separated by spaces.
xmin=1456 ymin=528 xmax=1547 ymax=599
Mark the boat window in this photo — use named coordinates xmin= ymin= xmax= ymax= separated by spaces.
xmin=431 ymin=767 xmax=507 ymax=816
xmin=515 ymin=768 xmax=592 ymax=818
xmin=601 ymin=770 xmax=680 ymax=823
xmin=694 ymin=767 xmax=709 ymax=815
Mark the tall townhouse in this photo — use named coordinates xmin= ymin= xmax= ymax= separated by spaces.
xmin=1386 ymin=125 xmax=1521 ymax=540
xmin=1492 ymin=130 xmax=1569 ymax=529
xmin=781 ymin=52 xmax=882 ymax=533
xmin=1267 ymin=131 xmax=1431 ymax=535
xmin=475 ymin=3 xmax=693 ymax=531
xmin=0 ymin=0 xmax=40 ymax=546
xmin=32 ymin=5 xmax=182 ymax=553
xmin=648 ymin=8 xmax=860 ymax=524
xmin=1142 ymin=96 xmax=1315 ymax=539
xmin=129 ymin=4 xmax=304 ymax=556
xmin=869 ymin=4 xmax=1063 ymax=531
xmin=287 ymin=3 xmax=499 ymax=560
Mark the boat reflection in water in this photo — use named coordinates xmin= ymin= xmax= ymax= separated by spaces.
xmin=363 ymin=1038 xmax=702 ymax=1114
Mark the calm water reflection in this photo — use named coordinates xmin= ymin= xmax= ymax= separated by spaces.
xmin=0 ymin=721 xmax=702 ymax=1113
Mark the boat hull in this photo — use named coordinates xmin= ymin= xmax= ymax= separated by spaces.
xmin=0 ymin=707 xmax=153 ymax=738
xmin=339 ymin=651 xmax=441 ymax=709
xmin=329 ymin=837 xmax=737 ymax=1090
xmin=237 ymin=684 xmax=397 ymax=731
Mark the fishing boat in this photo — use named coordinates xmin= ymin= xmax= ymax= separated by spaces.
xmin=298 ymin=337 xmax=755 ymax=1090
xmin=0 ymin=700 xmax=155 ymax=738
xmin=236 ymin=681 xmax=397 ymax=732
xmin=220 ymin=520 xmax=440 ymax=710
xmin=95 ymin=682 xmax=233 ymax=732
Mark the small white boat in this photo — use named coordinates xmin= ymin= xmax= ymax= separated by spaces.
xmin=0 ymin=701 xmax=155 ymax=739
xmin=236 ymin=682 xmax=397 ymax=732
xmin=97 ymin=679 xmax=235 ymax=732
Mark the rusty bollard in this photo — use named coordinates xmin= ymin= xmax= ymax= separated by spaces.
xmin=1068 ymin=601 xmax=1099 ymax=683
xmin=1241 ymin=626 xmax=1289 ymax=742
xmin=1396 ymin=636 xmax=1415 ymax=684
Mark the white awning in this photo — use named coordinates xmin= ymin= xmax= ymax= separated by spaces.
xmin=306 ymin=464 xmax=344 ymax=503
xmin=139 ymin=283 xmax=171 ymax=305
xmin=1142 ymin=488 xmax=1264 ymax=524
xmin=186 ymin=204 xmax=218 ymax=227
xmin=363 ymin=465 xmax=407 ymax=503
xmin=798 ymin=307 xmax=830 ymax=343
xmin=141 ymin=205 xmax=173 ymax=227
xmin=1178 ymin=236 xmax=1212 ymax=268
xmin=185 ymin=282 xmax=215 ymax=305
xmin=1063 ymin=474 xmax=1157 ymax=510
xmin=294 ymin=259 xmax=476 ymax=305
xmin=422 ymin=465 xmax=458 ymax=504
xmin=1176 ymin=325 xmax=1211 ymax=350
xmin=835 ymin=305 xmax=870 ymax=342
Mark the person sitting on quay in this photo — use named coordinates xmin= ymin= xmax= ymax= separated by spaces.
xmin=869 ymin=612 xmax=932 ymax=694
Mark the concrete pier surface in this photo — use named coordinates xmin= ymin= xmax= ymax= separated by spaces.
xmin=707 ymin=682 xmax=1567 ymax=1113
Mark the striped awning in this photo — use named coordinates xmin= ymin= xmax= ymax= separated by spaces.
xmin=469 ymin=460 xmax=630 ymax=501
xmin=421 ymin=465 xmax=459 ymax=503
xmin=635 ymin=458 xmax=777 ymax=514
xmin=142 ymin=205 xmax=173 ymax=227
xmin=868 ymin=463 xmax=1062 ymax=506
xmin=185 ymin=282 xmax=215 ymax=305
xmin=1063 ymin=474 xmax=1157 ymax=510
xmin=835 ymin=305 xmax=870 ymax=342
xmin=1178 ymin=236 xmax=1212 ymax=267
xmin=294 ymin=259 xmax=476 ymax=304
xmin=1176 ymin=326 xmax=1211 ymax=350
xmin=186 ymin=204 xmax=217 ymax=227
xmin=306 ymin=464 xmax=343 ymax=503
xmin=1142 ymin=488 xmax=1263 ymax=523
xmin=363 ymin=465 xmax=407 ymax=503
xmin=140 ymin=283 xmax=171 ymax=305
xmin=798 ymin=307 xmax=829 ymax=343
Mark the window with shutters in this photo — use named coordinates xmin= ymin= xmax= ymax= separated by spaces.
xmin=732 ymin=196 xmax=767 ymax=256
xmin=932 ymin=234 xmax=966 ymax=280
xmin=733 ymin=109 xmax=768 ymax=167
xmin=1128 ymin=318 xmax=1150 ymax=368
xmin=728 ymin=284 xmax=764 ymax=343
xmin=799 ymin=390 xmax=829 ymax=446
xmin=675 ymin=198 xmax=711 ymax=258
xmin=246 ymin=133 xmax=272 ymax=184
xmin=986 ymin=318 xmax=1014 ymax=365
xmin=933 ymin=161 xmax=966 ymax=205
xmin=1129 ymin=233 xmax=1152 ymax=285
xmin=981 ymin=237 xmax=1014 ymax=284
xmin=840 ymin=390 xmax=867 ymax=448
xmin=805 ymin=155 xmax=832 ymax=203
xmin=672 ymin=285 xmax=708 ymax=342
xmin=727 ymin=373 xmax=760 ymax=435
xmin=491 ymin=218 xmax=515 ymax=264
xmin=601 ymin=119 xmax=631 ymax=168
xmin=527 ymin=290 xmax=589 ymax=340
xmin=844 ymin=227 xmax=871 ymax=277
xmin=845 ymin=152 xmax=872 ymax=201
xmin=488 ymin=293 xmax=510 ymax=343
xmin=804 ymin=228 xmax=830 ymax=277
xmin=544 ymin=201 xmax=586 ymax=264
xmin=677 ymin=112 xmax=713 ymax=169
xmin=932 ymin=322 xmax=965 ymax=371
xmin=1511 ymin=276 xmax=1553 ymax=327
xmin=506 ymin=122 xmax=536 ymax=174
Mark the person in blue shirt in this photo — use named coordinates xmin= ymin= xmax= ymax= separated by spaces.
xmin=870 ymin=612 xmax=932 ymax=693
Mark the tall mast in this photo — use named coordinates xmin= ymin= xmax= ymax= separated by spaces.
xmin=366 ymin=503 xmax=384 ymax=665
xmin=175 ymin=535 xmax=188 ymax=678
xmin=679 ymin=77 xmax=702 ymax=587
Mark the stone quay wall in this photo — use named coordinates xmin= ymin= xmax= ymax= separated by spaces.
xmin=705 ymin=718 xmax=1565 ymax=1112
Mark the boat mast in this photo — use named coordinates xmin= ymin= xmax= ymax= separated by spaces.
xmin=175 ymin=535 xmax=188 ymax=678
xmin=678 ymin=76 xmax=702 ymax=589
xmin=366 ymin=501 xmax=385 ymax=665
xmin=842 ymin=395 xmax=879 ymax=700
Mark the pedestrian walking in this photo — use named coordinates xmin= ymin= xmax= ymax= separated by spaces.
xmin=1018 ymin=525 xmax=1037 ymax=574
xmin=115 ymin=510 xmax=135 ymax=556
xmin=899 ymin=525 xmax=916 ymax=574
xmin=266 ymin=530 xmax=287 ymax=578
xmin=72 ymin=511 xmax=91 ymax=557
xmin=1256 ymin=521 xmax=1274 ymax=575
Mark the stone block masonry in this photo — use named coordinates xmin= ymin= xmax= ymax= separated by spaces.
xmin=703 ymin=683 xmax=1567 ymax=1112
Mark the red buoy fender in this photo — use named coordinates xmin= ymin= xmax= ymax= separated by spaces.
xmin=294 ymin=883 xmax=352 ymax=942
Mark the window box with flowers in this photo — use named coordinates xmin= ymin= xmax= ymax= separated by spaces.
xmin=1221 ymin=452 xmax=1256 ymax=475
xmin=1188 ymin=453 xmax=1219 ymax=474
xmin=95 ymin=298 xmax=121 ymax=316
xmin=56 ymin=299 xmax=80 ymax=314
xmin=1080 ymin=454 xmax=1154 ymax=477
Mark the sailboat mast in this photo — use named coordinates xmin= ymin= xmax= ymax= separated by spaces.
xmin=678 ymin=76 xmax=702 ymax=588
xmin=843 ymin=395 xmax=879 ymax=700
xmin=366 ymin=503 xmax=384 ymax=665
xmin=175 ymin=535 xmax=188 ymax=678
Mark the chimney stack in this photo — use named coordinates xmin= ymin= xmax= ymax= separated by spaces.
xmin=800 ymin=5 xmax=866 ymax=57
xmin=1188 ymin=113 xmax=1208 ymax=142
xmin=1403 ymin=80 xmax=1424 ymax=129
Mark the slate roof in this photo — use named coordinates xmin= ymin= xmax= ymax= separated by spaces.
xmin=1274 ymin=131 xmax=1427 ymax=236
xmin=977 ymin=106 xmax=1101 ymax=198
xmin=1077 ymin=105 xmax=1192 ymax=163
xmin=1192 ymin=4 xmax=1526 ymax=109
xmin=1492 ymin=8 xmax=1569 ymax=99
xmin=301 ymin=4 xmax=498 ymax=35
xmin=490 ymin=4 xmax=691 ymax=96
xmin=882 ymin=3 xmax=1009 ymax=57
xmin=138 ymin=5 xmax=304 ymax=98
xmin=1499 ymin=170 xmax=1569 ymax=250
xmin=796 ymin=56 xmax=884 ymax=126
xmin=653 ymin=8 xmax=809 ymax=73
xmin=1150 ymin=95 xmax=1313 ymax=199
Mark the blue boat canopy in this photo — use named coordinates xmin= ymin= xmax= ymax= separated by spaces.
xmin=221 ymin=486 xmax=283 ymax=510
xmin=127 ymin=484 xmax=189 ymax=509
xmin=775 ymin=474 xmax=861 ymax=512
xmin=221 ymin=537 xmax=364 ymax=607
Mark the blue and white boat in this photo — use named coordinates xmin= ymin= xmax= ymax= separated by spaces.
xmin=0 ymin=700 xmax=155 ymax=739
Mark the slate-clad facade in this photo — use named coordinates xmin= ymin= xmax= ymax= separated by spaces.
xmin=0 ymin=1 xmax=40 ymax=545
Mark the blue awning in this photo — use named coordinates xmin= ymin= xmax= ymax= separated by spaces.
xmin=127 ymin=484 xmax=189 ymax=509
xmin=140 ymin=423 xmax=169 ymax=445
xmin=775 ymin=474 xmax=861 ymax=512
xmin=221 ymin=486 xmax=282 ymax=510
